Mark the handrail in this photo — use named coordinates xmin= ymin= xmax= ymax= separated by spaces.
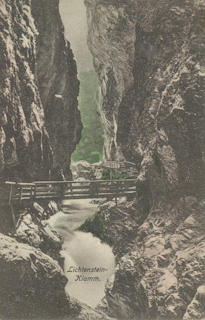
xmin=4 ymin=179 xmax=137 ymax=205
xmin=5 ymin=181 xmax=35 ymax=186
xmin=33 ymin=179 xmax=136 ymax=184
xmin=5 ymin=179 xmax=136 ymax=186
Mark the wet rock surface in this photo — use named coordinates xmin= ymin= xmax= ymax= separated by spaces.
xmin=73 ymin=299 xmax=117 ymax=320
xmin=15 ymin=202 xmax=64 ymax=266
xmin=0 ymin=205 xmax=117 ymax=320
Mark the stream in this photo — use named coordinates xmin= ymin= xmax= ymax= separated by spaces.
xmin=48 ymin=199 xmax=115 ymax=308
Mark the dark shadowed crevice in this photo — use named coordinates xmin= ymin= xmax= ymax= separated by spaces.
xmin=59 ymin=0 xmax=104 ymax=164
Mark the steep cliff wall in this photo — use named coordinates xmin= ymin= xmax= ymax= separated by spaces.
xmin=31 ymin=0 xmax=82 ymax=179
xmin=94 ymin=197 xmax=205 ymax=320
xmin=84 ymin=0 xmax=205 ymax=319
xmin=85 ymin=0 xmax=137 ymax=161
xmin=0 ymin=0 xmax=81 ymax=183
xmin=0 ymin=0 xmax=53 ymax=182
xmin=85 ymin=0 xmax=205 ymax=202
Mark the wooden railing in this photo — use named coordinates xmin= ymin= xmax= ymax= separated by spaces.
xmin=4 ymin=179 xmax=137 ymax=205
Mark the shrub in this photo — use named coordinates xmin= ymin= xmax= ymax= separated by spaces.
xmin=102 ymin=168 xmax=130 ymax=181
xmin=77 ymin=211 xmax=112 ymax=246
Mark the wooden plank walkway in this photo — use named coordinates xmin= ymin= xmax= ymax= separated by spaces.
xmin=4 ymin=179 xmax=136 ymax=205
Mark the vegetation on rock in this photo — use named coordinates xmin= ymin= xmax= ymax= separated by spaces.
xmin=77 ymin=211 xmax=112 ymax=246
xmin=72 ymin=70 xmax=104 ymax=164
xmin=102 ymin=168 xmax=129 ymax=181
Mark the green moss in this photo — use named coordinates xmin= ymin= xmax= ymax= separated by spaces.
xmin=71 ymin=70 xmax=104 ymax=164
xmin=102 ymin=168 xmax=130 ymax=181
xmin=77 ymin=211 xmax=112 ymax=246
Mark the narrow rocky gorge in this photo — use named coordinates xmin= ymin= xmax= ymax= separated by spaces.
xmin=0 ymin=0 xmax=205 ymax=319
xmin=0 ymin=1 xmax=109 ymax=319
xmin=81 ymin=0 xmax=205 ymax=319
xmin=31 ymin=0 xmax=82 ymax=179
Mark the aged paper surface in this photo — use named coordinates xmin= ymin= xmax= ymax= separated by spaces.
xmin=0 ymin=0 xmax=204 ymax=320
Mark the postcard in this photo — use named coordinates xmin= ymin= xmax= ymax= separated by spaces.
xmin=0 ymin=0 xmax=204 ymax=319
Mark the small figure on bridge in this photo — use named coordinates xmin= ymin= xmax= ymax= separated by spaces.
xmin=59 ymin=169 xmax=66 ymax=199
xmin=59 ymin=169 xmax=66 ymax=181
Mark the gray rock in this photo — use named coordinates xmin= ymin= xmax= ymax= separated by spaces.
xmin=98 ymin=198 xmax=205 ymax=319
xmin=71 ymin=160 xmax=103 ymax=180
xmin=15 ymin=205 xmax=64 ymax=266
xmin=85 ymin=0 xmax=205 ymax=200
xmin=31 ymin=0 xmax=82 ymax=179
xmin=0 ymin=0 xmax=82 ymax=182
xmin=0 ymin=233 xmax=71 ymax=319
xmin=183 ymin=285 xmax=205 ymax=320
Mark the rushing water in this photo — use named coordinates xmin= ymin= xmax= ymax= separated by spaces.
xmin=48 ymin=200 xmax=115 ymax=308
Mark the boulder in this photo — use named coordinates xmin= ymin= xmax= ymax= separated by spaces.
xmin=71 ymin=160 xmax=103 ymax=181
xmin=0 ymin=233 xmax=71 ymax=319
xmin=15 ymin=203 xmax=64 ymax=266
xmin=183 ymin=285 xmax=205 ymax=320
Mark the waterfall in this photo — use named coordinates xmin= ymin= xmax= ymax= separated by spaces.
xmin=48 ymin=200 xmax=115 ymax=308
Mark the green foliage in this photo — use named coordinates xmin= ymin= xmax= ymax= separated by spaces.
xmin=77 ymin=211 xmax=112 ymax=246
xmin=71 ymin=70 xmax=104 ymax=164
xmin=102 ymin=168 xmax=130 ymax=181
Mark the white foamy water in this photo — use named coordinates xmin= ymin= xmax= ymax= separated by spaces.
xmin=48 ymin=200 xmax=115 ymax=308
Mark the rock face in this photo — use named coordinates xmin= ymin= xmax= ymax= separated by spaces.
xmin=85 ymin=0 xmax=137 ymax=161
xmin=31 ymin=0 xmax=82 ymax=179
xmin=0 ymin=0 xmax=52 ymax=182
xmin=15 ymin=202 xmax=64 ymax=266
xmin=0 ymin=0 xmax=81 ymax=182
xmin=0 ymin=232 xmax=71 ymax=319
xmin=84 ymin=2 xmax=205 ymax=318
xmin=71 ymin=160 xmax=103 ymax=180
xmin=0 ymin=212 xmax=117 ymax=320
xmin=183 ymin=285 xmax=205 ymax=320
xmin=84 ymin=3 xmax=205 ymax=316
xmin=95 ymin=198 xmax=205 ymax=320
xmin=85 ymin=0 xmax=205 ymax=201
xmin=1 ymin=0 xmax=205 ymax=319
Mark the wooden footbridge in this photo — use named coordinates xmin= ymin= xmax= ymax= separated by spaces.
xmin=4 ymin=179 xmax=136 ymax=206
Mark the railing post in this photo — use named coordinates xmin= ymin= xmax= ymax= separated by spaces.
xmin=8 ymin=184 xmax=13 ymax=205
xmin=19 ymin=186 xmax=23 ymax=205
xmin=115 ymin=181 xmax=119 ymax=206
xmin=59 ymin=182 xmax=66 ymax=199
xmin=34 ymin=185 xmax=37 ymax=200
xmin=89 ymin=181 xmax=96 ymax=198
xmin=70 ymin=182 xmax=73 ymax=196
xmin=96 ymin=181 xmax=99 ymax=195
xmin=30 ymin=186 xmax=33 ymax=200
xmin=10 ymin=204 xmax=16 ymax=229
